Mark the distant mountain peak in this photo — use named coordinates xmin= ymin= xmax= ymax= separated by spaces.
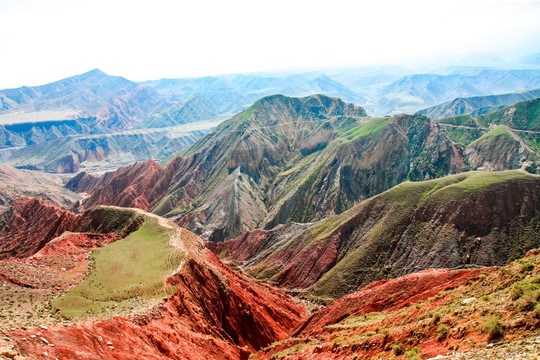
xmin=78 ymin=68 xmax=108 ymax=79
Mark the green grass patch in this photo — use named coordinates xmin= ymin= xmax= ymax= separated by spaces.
xmin=270 ymin=343 xmax=314 ymax=359
xmin=439 ymin=114 xmax=477 ymax=127
xmin=419 ymin=171 xmax=530 ymax=207
xmin=442 ymin=126 xmax=486 ymax=145
xmin=475 ymin=125 xmax=510 ymax=140
xmin=344 ymin=117 xmax=391 ymax=141
xmin=326 ymin=312 xmax=384 ymax=329
xmin=53 ymin=217 xmax=184 ymax=320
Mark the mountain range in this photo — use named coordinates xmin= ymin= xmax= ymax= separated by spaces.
xmin=0 ymin=66 xmax=539 ymax=360
xmin=2 ymin=67 xmax=540 ymax=174
xmin=63 ymin=94 xmax=540 ymax=244
xmin=418 ymin=87 xmax=540 ymax=119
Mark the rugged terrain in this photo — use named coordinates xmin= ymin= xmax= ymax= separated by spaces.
xmin=418 ymin=88 xmax=540 ymax=120
xmin=210 ymin=170 xmax=540 ymax=300
xmin=0 ymin=196 xmax=537 ymax=359
xmin=253 ymin=250 xmax=540 ymax=359
xmin=0 ymin=163 xmax=80 ymax=226
xmin=435 ymin=97 xmax=540 ymax=172
xmin=3 ymin=67 xmax=540 ymax=173
xmin=4 ymin=124 xmax=213 ymax=173
xmin=68 ymin=95 xmax=540 ymax=244
xmin=1 ymin=70 xmax=540 ymax=359
xmin=0 ymin=204 xmax=306 ymax=359
xmin=68 ymin=94 xmax=474 ymax=242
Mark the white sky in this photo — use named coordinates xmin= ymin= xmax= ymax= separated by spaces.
xmin=0 ymin=0 xmax=539 ymax=88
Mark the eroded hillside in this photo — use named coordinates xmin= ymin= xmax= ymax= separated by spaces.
xmin=0 ymin=205 xmax=306 ymax=359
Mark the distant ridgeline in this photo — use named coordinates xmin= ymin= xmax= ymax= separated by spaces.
xmin=2 ymin=68 xmax=540 ymax=172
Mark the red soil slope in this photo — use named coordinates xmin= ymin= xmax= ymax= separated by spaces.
xmin=296 ymin=268 xmax=486 ymax=336
xmin=66 ymin=157 xmax=193 ymax=213
xmin=2 ymin=211 xmax=306 ymax=359
xmin=0 ymin=198 xmax=79 ymax=258
xmin=254 ymin=252 xmax=540 ymax=359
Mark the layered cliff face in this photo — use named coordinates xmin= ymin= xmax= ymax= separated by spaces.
xmin=254 ymin=251 xmax=540 ymax=360
xmin=0 ymin=205 xmax=306 ymax=359
xmin=0 ymin=198 xmax=79 ymax=258
xmin=212 ymin=171 xmax=540 ymax=300
xmin=68 ymin=159 xmax=165 ymax=211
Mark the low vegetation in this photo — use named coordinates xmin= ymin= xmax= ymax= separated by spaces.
xmin=254 ymin=251 xmax=540 ymax=359
xmin=52 ymin=217 xmax=183 ymax=320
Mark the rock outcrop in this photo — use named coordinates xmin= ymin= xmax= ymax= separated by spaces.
xmin=0 ymin=198 xmax=79 ymax=258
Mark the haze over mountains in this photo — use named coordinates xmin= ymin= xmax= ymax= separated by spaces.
xmin=0 ymin=63 xmax=539 ymax=359
xmin=2 ymin=66 xmax=540 ymax=174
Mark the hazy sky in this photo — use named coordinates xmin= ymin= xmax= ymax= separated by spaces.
xmin=1 ymin=0 xmax=539 ymax=88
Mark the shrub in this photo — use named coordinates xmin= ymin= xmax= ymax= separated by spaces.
xmin=437 ymin=324 xmax=450 ymax=339
xmin=510 ymin=284 xmax=524 ymax=300
xmin=534 ymin=303 xmax=540 ymax=318
xmin=519 ymin=290 xmax=540 ymax=311
xmin=432 ymin=312 xmax=442 ymax=324
xmin=392 ymin=342 xmax=404 ymax=356
xmin=481 ymin=295 xmax=491 ymax=302
xmin=405 ymin=346 xmax=422 ymax=360
xmin=521 ymin=262 xmax=534 ymax=273
xmin=483 ymin=316 xmax=503 ymax=341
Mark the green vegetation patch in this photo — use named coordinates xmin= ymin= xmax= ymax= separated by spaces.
xmin=344 ymin=117 xmax=391 ymax=141
xmin=53 ymin=217 xmax=183 ymax=320
xmin=438 ymin=114 xmax=477 ymax=127
xmin=76 ymin=206 xmax=145 ymax=235
xmin=420 ymin=170 xmax=530 ymax=207
xmin=443 ymin=126 xmax=486 ymax=145
xmin=475 ymin=125 xmax=510 ymax=140
xmin=478 ymin=98 xmax=540 ymax=131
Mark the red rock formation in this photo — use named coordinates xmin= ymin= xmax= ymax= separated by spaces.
xmin=0 ymin=198 xmax=79 ymax=258
xmin=77 ymin=159 xmax=164 ymax=211
xmin=71 ymin=157 xmax=191 ymax=213
xmin=294 ymin=268 xmax=485 ymax=337
xmin=32 ymin=232 xmax=122 ymax=262
xmin=6 ymin=218 xmax=306 ymax=360
xmin=205 ymin=223 xmax=311 ymax=263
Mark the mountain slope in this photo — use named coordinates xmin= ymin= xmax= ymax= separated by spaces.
xmin=417 ymin=88 xmax=540 ymax=120
xmin=254 ymin=251 xmax=540 ymax=359
xmin=0 ymin=204 xmax=306 ymax=359
xmin=464 ymin=125 xmax=539 ymax=171
xmin=435 ymin=98 xmax=540 ymax=172
xmin=477 ymin=97 xmax=540 ymax=131
xmin=211 ymin=171 xmax=540 ymax=300
xmin=72 ymin=94 xmax=469 ymax=242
